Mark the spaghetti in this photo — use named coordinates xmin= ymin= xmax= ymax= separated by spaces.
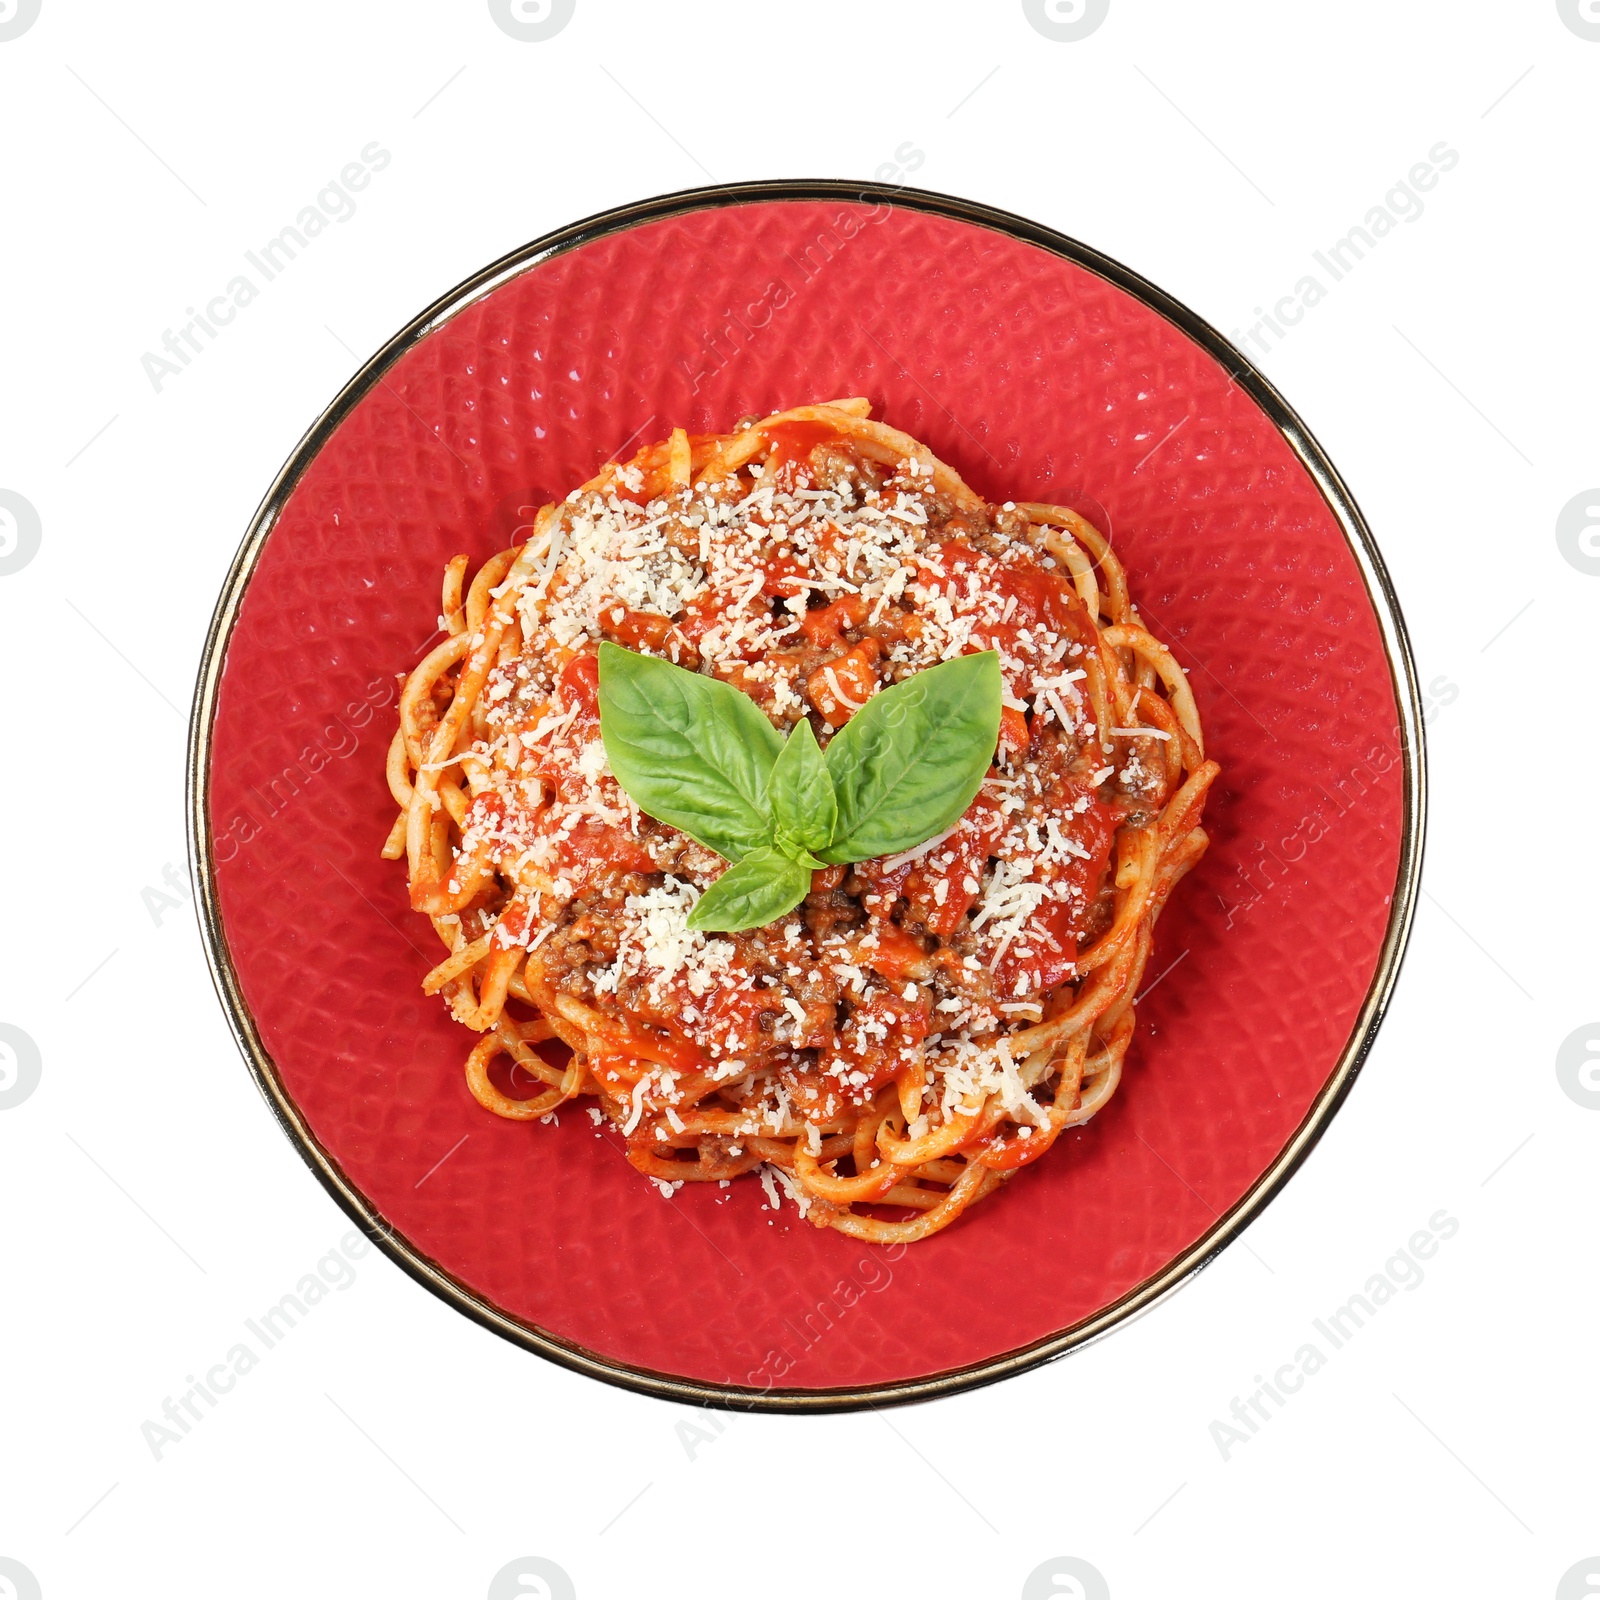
xmin=382 ymin=400 xmax=1217 ymax=1242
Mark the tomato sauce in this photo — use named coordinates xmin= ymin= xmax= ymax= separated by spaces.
xmin=466 ymin=420 xmax=1142 ymax=1137
xmin=759 ymin=419 xmax=849 ymax=474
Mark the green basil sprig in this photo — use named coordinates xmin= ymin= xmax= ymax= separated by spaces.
xmin=597 ymin=642 xmax=1002 ymax=932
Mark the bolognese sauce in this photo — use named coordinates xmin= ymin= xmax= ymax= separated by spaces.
xmin=384 ymin=400 xmax=1216 ymax=1243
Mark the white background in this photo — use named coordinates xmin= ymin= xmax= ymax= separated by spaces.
xmin=1 ymin=2 xmax=1595 ymax=1597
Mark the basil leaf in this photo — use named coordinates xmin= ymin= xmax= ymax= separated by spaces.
xmin=686 ymin=847 xmax=811 ymax=933
xmin=768 ymin=716 xmax=837 ymax=855
xmin=820 ymin=651 xmax=1002 ymax=864
xmin=598 ymin=643 xmax=783 ymax=861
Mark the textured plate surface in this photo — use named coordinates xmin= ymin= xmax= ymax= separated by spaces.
xmin=193 ymin=185 xmax=1420 ymax=1406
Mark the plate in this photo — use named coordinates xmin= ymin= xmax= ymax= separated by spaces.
xmin=189 ymin=182 xmax=1424 ymax=1410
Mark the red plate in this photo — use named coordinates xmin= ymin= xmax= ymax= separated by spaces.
xmin=189 ymin=183 xmax=1423 ymax=1409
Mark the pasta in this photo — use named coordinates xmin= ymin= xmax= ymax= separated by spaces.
xmin=382 ymin=400 xmax=1217 ymax=1242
